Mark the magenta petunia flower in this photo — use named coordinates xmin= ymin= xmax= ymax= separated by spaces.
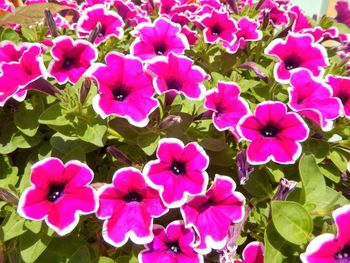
xmin=233 ymin=242 xmax=264 ymax=263
xmin=17 ymin=157 xmax=98 ymax=236
xmin=96 ymin=167 xmax=168 ymax=247
xmin=181 ymin=174 xmax=245 ymax=254
xmin=90 ymin=52 xmax=159 ymax=127
xmin=327 ymin=75 xmax=350 ymax=118
xmin=113 ymin=0 xmax=149 ymax=27
xmin=143 ymin=138 xmax=209 ymax=208
xmin=265 ymin=32 xmax=329 ymax=83
xmin=0 ymin=0 xmax=14 ymax=12
xmin=77 ymin=5 xmax=124 ymax=46
xmin=335 ymin=0 xmax=350 ymax=28
xmin=0 ymin=41 xmax=29 ymax=64
xmin=290 ymin=5 xmax=312 ymax=33
xmin=146 ymin=53 xmax=208 ymax=100
xmin=130 ymin=17 xmax=189 ymax=61
xmin=301 ymin=27 xmax=338 ymax=43
xmin=48 ymin=36 xmax=97 ymax=84
xmin=237 ymin=101 xmax=309 ymax=165
xmin=301 ymin=205 xmax=350 ymax=263
xmin=199 ymin=9 xmax=238 ymax=45
xmin=288 ymin=69 xmax=342 ymax=131
xmin=139 ymin=220 xmax=203 ymax=263
xmin=204 ymin=81 xmax=250 ymax=137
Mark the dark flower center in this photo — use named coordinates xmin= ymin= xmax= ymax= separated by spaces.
xmin=198 ymin=198 xmax=215 ymax=212
xmin=166 ymin=79 xmax=182 ymax=90
xmin=112 ymin=88 xmax=128 ymax=101
xmin=171 ymin=161 xmax=185 ymax=175
xmin=63 ymin=57 xmax=75 ymax=69
xmin=338 ymin=92 xmax=349 ymax=105
xmin=334 ymin=244 xmax=350 ymax=262
xmin=98 ymin=26 xmax=106 ymax=37
xmin=260 ymin=124 xmax=279 ymax=137
xmin=153 ymin=42 xmax=167 ymax=55
xmin=123 ymin=191 xmax=143 ymax=202
xmin=47 ymin=184 xmax=65 ymax=202
xmin=211 ymin=24 xmax=223 ymax=36
xmin=284 ymin=56 xmax=301 ymax=70
xmin=167 ymin=241 xmax=181 ymax=254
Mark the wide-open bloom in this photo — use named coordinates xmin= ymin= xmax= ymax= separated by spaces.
xmin=265 ymin=32 xmax=329 ymax=83
xmin=288 ymin=69 xmax=342 ymax=131
xmin=301 ymin=205 xmax=350 ymax=263
xmin=199 ymin=9 xmax=237 ymax=45
xmin=77 ymin=5 xmax=124 ymax=46
xmin=233 ymin=242 xmax=264 ymax=263
xmin=237 ymin=101 xmax=309 ymax=165
xmin=327 ymin=75 xmax=350 ymax=118
xmin=17 ymin=158 xmax=98 ymax=236
xmin=139 ymin=221 xmax=203 ymax=263
xmin=48 ymin=36 xmax=97 ymax=84
xmin=90 ymin=52 xmax=159 ymax=127
xmin=181 ymin=175 xmax=245 ymax=254
xmin=146 ymin=53 xmax=208 ymax=100
xmin=204 ymin=81 xmax=250 ymax=137
xmin=130 ymin=17 xmax=189 ymax=60
xmin=143 ymin=138 xmax=209 ymax=208
xmin=96 ymin=167 xmax=168 ymax=247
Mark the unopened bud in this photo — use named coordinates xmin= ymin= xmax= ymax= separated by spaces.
xmin=236 ymin=150 xmax=254 ymax=185
xmin=107 ymin=146 xmax=132 ymax=165
xmin=159 ymin=115 xmax=182 ymax=129
xmin=80 ymin=78 xmax=91 ymax=105
xmin=262 ymin=10 xmax=270 ymax=30
xmin=88 ymin=22 xmax=102 ymax=44
xmin=238 ymin=62 xmax=269 ymax=83
xmin=44 ymin=9 xmax=58 ymax=38
xmin=255 ymin=0 xmax=266 ymax=10
xmin=272 ymin=178 xmax=297 ymax=201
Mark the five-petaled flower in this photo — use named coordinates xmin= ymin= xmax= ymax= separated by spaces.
xmin=237 ymin=101 xmax=309 ymax=165
xmin=96 ymin=167 xmax=168 ymax=247
xmin=143 ymin=138 xmax=209 ymax=208
xmin=17 ymin=157 xmax=98 ymax=236
xmin=139 ymin=220 xmax=203 ymax=263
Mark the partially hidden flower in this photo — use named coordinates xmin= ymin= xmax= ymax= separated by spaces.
xmin=48 ymin=36 xmax=97 ymax=84
xmin=0 ymin=0 xmax=14 ymax=12
xmin=327 ymin=75 xmax=350 ymax=118
xmin=139 ymin=220 xmax=203 ymax=263
xmin=17 ymin=157 xmax=98 ymax=236
xmin=237 ymin=101 xmax=309 ymax=165
xmin=96 ymin=167 xmax=168 ymax=247
xmin=236 ymin=150 xmax=254 ymax=185
xmin=90 ymin=52 xmax=159 ymax=127
xmin=301 ymin=205 xmax=350 ymax=263
xmin=265 ymin=32 xmax=329 ymax=83
xmin=288 ymin=69 xmax=342 ymax=131
xmin=335 ymin=0 xmax=350 ymax=28
xmin=272 ymin=178 xmax=297 ymax=201
xmin=0 ymin=41 xmax=29 ymax=64
xmin=130 ymin=17 xmax=189 ymax=60
xmin=181 ymin=174 xmax=245 ymax=254
xmin=143 ymin=138 xmax=209 ymax=208
xmin=146 ymin=52 xmax=208 ymax=100
xmin=233 ymin=242 xmax=264 ymax=263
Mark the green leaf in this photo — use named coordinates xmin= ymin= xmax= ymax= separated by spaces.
xmin=244 ymin=170 xmax=273 ymax=198
xmin=98 ymin=257 xmax=115 ymax=263
xmin=24 ymin=221 xmax=42 ymax=234
xmin=0 ymin=155 xmax=18 ymax=188
xmin=0 ymin=27 xmax=21 ymax=42
xmin=328 ymin=149 xmax=348 ymax=173
xmin=67 ymin=246 xmax=91 ymax=263
xmin=303 ymin=139 xmax=329 ymax=163
xmin=76 ymin=120 xmax=107 ymax=147
xmin=271 ymin=201 xmax=313 ymax=245
xmin=39 ymin=103 xmax=71 ymax=126
xmin=21 ymin=25 xmax=37 ymax=42
xmin=50 ymin=132 xmax=97 ymax=155
xmin=137 ymin=132 xmax=160 ymax=156
xmin=163 ymin=112 xmax=193 ymax=138
xmin=299 ymin=154 xmax=326 ymax=204
xmin=0 ymin=212 xmax=27 ymax=241
xmin=198 ymin=136 xmax=226 ymax=152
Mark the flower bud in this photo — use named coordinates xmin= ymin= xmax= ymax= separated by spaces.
xmin=272 ymin=178 xmax=297 ymax=201
xmin=88 ymin=22 xmax=102 ymax=44
xmin=80 ymin=78 xmax=91 ymax=105
xmin=159 ymin=115 xmax=182 ymax=130
xmin=44 ymin=9 xmax=58 ymax=38
xmin=107 ymin=146 xmax=132 ymax=165
xmin=236 ymin=150 xmax=254 ymax=185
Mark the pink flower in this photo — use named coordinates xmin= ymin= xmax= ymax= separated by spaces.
xmin=233 ymin=242 xmax=264 ymax=263
xmin=17 ymin=158 xmax=98 ymax=236
xmin=288 ymin=69 xmax=342 ymax=131
xmin=0 ymin=0 xmax=14 ymax=12
xmin=199 ymin=9 xmax=238 ymax=45
xmin=237 ymin=101 xmax=309 ymax=165
xmin=143 ymin=138 xmax=209 ymax=208
xmin=0 ymin=41 xmax=29 ymax=64
xmin=335 ymin=0 xmax=350 ymax=28
xmin=327 ymin=75 xmax=350 ymax=118
xmin=77 ymin=5 xmax=124 ymax=46
xmin=130 ymin=17 xmax=189 ymax=61
xmin=90 ymin=52 xmax=159 ymax=127
xmin=224 ymin=17 xmax=262 ymax=53
xmin=204 ymin=81 xmax=250 ymax=137
xmin=265 ymin=32 xmax=329 ymax=83
xmin=113 ymin=0 xmax=149 ymax=27
xmin=290 ymin=5 xmax=311 ymax=33
xmin=301 ymin=27 xmax=338 ymax=43
xmin=48 ymin=36 xmax=97 ymax=84
xmin=146 ymin=53 xmax=208 ymax=100
xmin=301 ymin=205 xmax=350 ymax=263
xmin=96 ymin=167 xmax=168 ymax=247
xmin=181 ymin=175 xmax=245 ymax=254
xmin=139 ymin=221 xmax=203 ymax=263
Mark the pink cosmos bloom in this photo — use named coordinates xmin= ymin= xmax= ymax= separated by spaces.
xmin=96 ymin=167 xmax=168 ymax=247
xmin=335 ymin=0 xmax=350 ymax=28
xmin=139 ymin=221 xmax=203 ymax=263
xmin=237 ymin=101 xmax=309 ymax=165
xmin=327 ymin=75 xmax=350 ymax=118
xmin=199 ymin=9 xmax=238 ymax=45
xmin=48 ymin=36 xmax=97 ymax=84
xmin=90 ymin=52 xmax=159 ymax=127
xmin=77 ymin=5 xmax=124 ymax=46
xmin=301 ymin=205 xmax=350 ymax=263
xmin=146 ymin=53 xmax=208 ymax=100
xmin=265 ymin=32 xmax=329 ymax=83
xmin=288 ymin=69 xmax=342 ymax=131
xmin=17 ymin=158 xmax=98 ymax=236
xmin=233 ymin=242 xmax=264 ymax=263
xmin=204 ymin=81 xmax=250 ymax=137
xmin=130 ymin=17 xmax=189 ymax=61
xmin=224 ymin=17 xmax=263 ymax=53
xmin=0 ymin=41 xmax=29 ymax=64
xmin=143 ymin=138 xmax=209 ymax=208
xmin=181 ymin=175 xmax=245 ymax=254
